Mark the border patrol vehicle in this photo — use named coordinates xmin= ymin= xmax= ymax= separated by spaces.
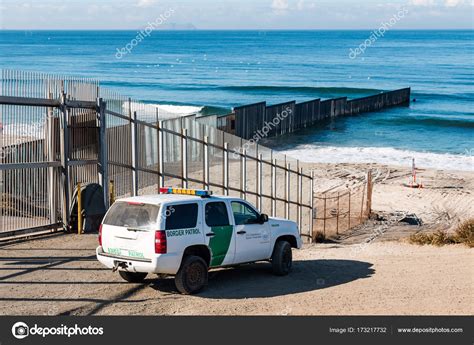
xmin=97 ymin=188 xmax=302 ymax=294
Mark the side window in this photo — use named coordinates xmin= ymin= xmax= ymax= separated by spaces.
xmin=165 ymin=203 xmax=198 ymax=230
xmin=231 ymin=201 xmax=259 ymax=225
xmin=205 ymin=202 xmax=230 ymax=227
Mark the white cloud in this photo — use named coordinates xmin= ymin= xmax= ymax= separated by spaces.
xmin=409 ymin=0 xmax=435 ymax=5
xmin=444 ymin=0 xmax=464 ymax=6
xmin=136 ymin=0 xmax=158 ymax=8
xmin=271 ymin=0 xmax=289 ymax=11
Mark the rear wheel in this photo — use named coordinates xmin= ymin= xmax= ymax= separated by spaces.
xmin=119 ymin=270 xmax=147 ymax=283
xmin=175 ymin=255 xmax=208 ymax=294
xmin=271 ymin=241 xmax=292 ymax=276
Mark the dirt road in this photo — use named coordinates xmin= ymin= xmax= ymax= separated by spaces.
xmin=0 ymin=233 xmax=471 ymax=315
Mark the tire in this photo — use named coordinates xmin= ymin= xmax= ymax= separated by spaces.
xmin=271 ymin=240 xmax=292 ymax=276
xmin=175 ymin=255 xmax=208 ymax=295
xmin=119 ymin=270 xmax=148 ymax=283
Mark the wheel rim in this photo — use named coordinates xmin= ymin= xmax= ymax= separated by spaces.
xmin=185 ymin=262 xmax=205 ymax=290
xmin=283 ymin=248 xmax=292 ymax=271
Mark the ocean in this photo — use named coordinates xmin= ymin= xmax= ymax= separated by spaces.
xmin=0 ymin=30 xmax=473 ymax=171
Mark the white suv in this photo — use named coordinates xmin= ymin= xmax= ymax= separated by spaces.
xmin=96 ymin=188 xmax=302 ymax=294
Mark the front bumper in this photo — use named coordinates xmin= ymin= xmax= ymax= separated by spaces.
xmin=96 ymin=246 xmax=181 ymax=275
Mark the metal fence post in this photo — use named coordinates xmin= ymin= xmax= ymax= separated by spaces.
xmin=323 ymin=193 xmax=327 ymax=237
xmin=348 ymin=190 xmax=351 ymax=230
xmin=77 ymin=182 xmax=82 ymax=234
xmin=367 ymin=170 xmax=372 ymax=217
xmin=59 ymin=91 xmax=70 ymax=230
xmin=157 ymin=121 xmax=164 ymax=189
xmin=182 ymin=128 xmax=188 ymax=188
xmin=131 ymin=111 xmax=138 ymax=196
xmin=204 ymin=135 xmax=210 ymax=190
xmin=285 ymin=163 xmax=290 ymax=219
xmin=360 ymin=181 xmax=366 ymax=223
xmin=241 ymin=149 xmax=247 ymax=200
xmin=297 ymin=167 xmax=303 ymax=233
xmin=47 ymin=92 xmax=56 ymax=224
xmin=97 ymin=98 xmax=109 ymax=208
xmin=310 ymin=170 xmax=314 ymax=242
xmin=257 ymin=153 xmax=263 ymax=211
xmin=336 ymin=191 xmax=340 ymax=235
xmin=223 ymin=142 xmax=229 ymax=195
xmin=271 ymin=158 xmax=276 ymax=217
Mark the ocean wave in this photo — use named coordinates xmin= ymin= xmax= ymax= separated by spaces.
xmin=373 ymin=116 xmax=474 ymax=129
xmin=278 ymin=145 xmax=474 ymax=172
xmin=411 ymin=91 xmax=474 ymax=102
xmin=219 ymin=85 xmax=381 ymax=96
xmin=124 ymin=101 xmax=203 ymax=120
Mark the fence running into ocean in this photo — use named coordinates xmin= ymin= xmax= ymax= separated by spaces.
xmin=0 ymin=70 xmax=314 ymax=241
xmin=199 ymin=88 xmax=411 ymax=140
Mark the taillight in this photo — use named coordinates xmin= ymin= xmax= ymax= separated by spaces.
xmin=155 ymin=230 xmax=167 ymax=254
xmin=98 ymin=224 xmax=103 ymax=246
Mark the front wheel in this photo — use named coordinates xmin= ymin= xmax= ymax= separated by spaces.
xmin=119 ymin=270 xmax=147 ymax=283
xmin=271 ymin=241 xmax=292 ymax=276
xmin=175 ymin=255 xmax=208 ymax=295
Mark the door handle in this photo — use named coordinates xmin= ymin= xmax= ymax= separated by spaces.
xmin=237 ymin=230 xmax=246 ymax=235
xmin=206 ymin=232 xmax=216 ymax=237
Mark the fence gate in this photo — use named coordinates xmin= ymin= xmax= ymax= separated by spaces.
xmin=0 ymin=71 xmax=108 ymax=239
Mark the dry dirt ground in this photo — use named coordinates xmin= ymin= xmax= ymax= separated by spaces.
xmin=0 ymin=233 xmax=472 ymax=316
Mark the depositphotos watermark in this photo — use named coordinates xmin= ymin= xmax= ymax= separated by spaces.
xmin=115 ymin=8 xmax=175 ymax=59
xmin=12 ymin=321 xmax=104 ymax=339
xmin=231 ymin=106 xmax=292 ymax=159
xmin=349 ymin=7 xmax=408 ymax=60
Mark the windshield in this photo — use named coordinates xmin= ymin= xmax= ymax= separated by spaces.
xmin=103 ymin=202 xmax=161 ymax=229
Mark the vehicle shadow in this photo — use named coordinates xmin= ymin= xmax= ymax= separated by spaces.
xmin=150 ymin=259 xmax=374 ymax=299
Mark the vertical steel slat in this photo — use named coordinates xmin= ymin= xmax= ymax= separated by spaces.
xmin=158 ymin=121 xmax=164 ymax=189
xmin=223 ymin=142 xmax=229 ymax=196
xmin=257 ymin=153 xmax=263 ymax=211
xmin=204 ymin=136 xmax=209 ymax=191
xmin=285 ymin=163 xmax=290 ymax=219
xmin=181 ymin=128 xmax=188 ymax=189
xmin=241 ymin=149 xmax=247 ymax=200
xmin=131 ymin=111 xmax=138 ymax=196
xmin=271 ymin=158 xmax=276 ymax=217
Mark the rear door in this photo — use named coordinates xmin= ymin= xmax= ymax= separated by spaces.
xmin=203 ymin=200 xmax=235 ymax=267
xmin=101 ymin=201 xmax=160 ymax=260
xmin=231 ymin=200 xmax=271 ymax=263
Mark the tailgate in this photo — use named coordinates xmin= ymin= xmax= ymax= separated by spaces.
xmin=101 ymin=201 xmax=161 ymax=260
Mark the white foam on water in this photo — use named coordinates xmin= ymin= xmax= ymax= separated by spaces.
xmin=278 ymin=145 xmax=474 ymax=172
xmin=124 ymin=101 xmax=203 ymax=121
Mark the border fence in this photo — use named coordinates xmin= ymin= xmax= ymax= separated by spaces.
xmin=0 ymin=70 xmax=314 ymax=241
xmin=204 ymin=88 xmax=411 ymax=140
xmin=313 ymin=171 xmax=373 ymax=239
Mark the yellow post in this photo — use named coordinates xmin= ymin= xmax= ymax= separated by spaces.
xmin=77 ymin=182 xmax=83 ymax=235
xmin=109 ymin=180 xmax=115 ymax=205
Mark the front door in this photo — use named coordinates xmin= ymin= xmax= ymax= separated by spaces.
xmin=231 ymin=201 xmax=271 ymax=263
xmin=203 ymin=201 xmax=235 ymax=267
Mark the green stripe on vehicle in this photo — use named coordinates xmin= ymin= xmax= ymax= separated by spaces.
xmin=209 ymin=225 xmax=233 ymax=267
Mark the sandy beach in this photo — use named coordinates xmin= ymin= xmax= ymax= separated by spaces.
xmin=303 ymin=162 xmax=474 ymax=238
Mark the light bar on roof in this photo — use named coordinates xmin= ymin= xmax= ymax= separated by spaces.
xmin=159 ymin=187 xmax=212 ymax=197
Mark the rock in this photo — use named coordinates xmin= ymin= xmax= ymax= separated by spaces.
xmin=399 ymin=214 xmax=423 ymax=226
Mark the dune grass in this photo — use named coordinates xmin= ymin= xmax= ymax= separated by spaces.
xmin=409 ymin=219 xmax=474 ymax=248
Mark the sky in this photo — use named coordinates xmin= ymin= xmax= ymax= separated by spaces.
xmin=0 ymin=0 xmax=473 ymax=30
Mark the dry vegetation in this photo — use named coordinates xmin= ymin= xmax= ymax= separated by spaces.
xmin=409 ymin=218 xmax=474 ymax=247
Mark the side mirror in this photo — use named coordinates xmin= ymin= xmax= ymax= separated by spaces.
xmin=259 ymin=214 xmax=269 ymax=224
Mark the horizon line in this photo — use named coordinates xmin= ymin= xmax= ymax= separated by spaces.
xmin=1 ymin=28 xmax=473 ymax=31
